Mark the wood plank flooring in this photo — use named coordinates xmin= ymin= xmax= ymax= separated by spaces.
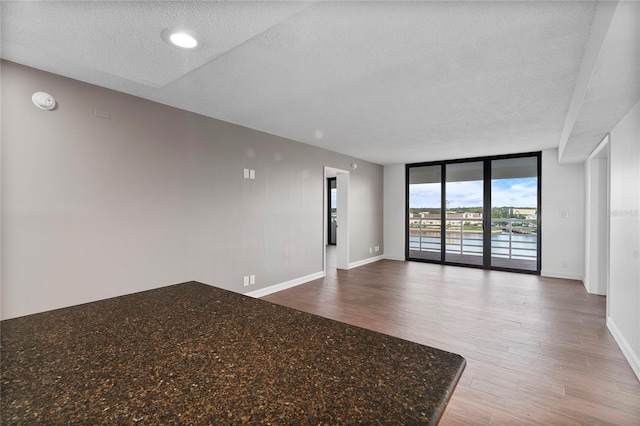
xmin=262 ymin=246 xmax=640 ymax=425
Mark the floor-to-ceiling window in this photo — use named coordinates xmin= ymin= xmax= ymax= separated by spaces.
xmin=407 ymin=165 xmax=442 ymax=261
xmin=406 ymin=152 xmax=541 ymax=274
xmin=489 ymin=156 xmax=539 ymax=272
xmin=445 ymin=161 xmax=485 ymax=266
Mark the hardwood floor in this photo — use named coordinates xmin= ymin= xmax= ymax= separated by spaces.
xmin=262 ymin=246 xmax=640 ymax=425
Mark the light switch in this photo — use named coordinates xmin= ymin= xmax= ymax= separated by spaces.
xmin=250 ymin=169 xmax=255 ymax=180
xmin=94 ymin=108 xmax=111 ymax=119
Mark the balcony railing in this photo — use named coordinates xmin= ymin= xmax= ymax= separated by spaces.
xmin=408 ymin=217 xmax=537 ymax=260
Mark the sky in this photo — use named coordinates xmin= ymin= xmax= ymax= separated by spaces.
xmin=409 ymin=177 xmax=537 ymax=208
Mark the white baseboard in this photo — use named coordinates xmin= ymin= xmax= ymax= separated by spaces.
xmin=540 ymin=270 xmax=583 ymax=281
xmin=607 ymin=317 xmax=640 ymax=382
xmin=347 ymin=255 xmax=384 ymax=269
xmin=579 ymin=279 xmax=606 ymax=296
xmin=383 ymin=255 xmax=405 ymax=261
xmin=244 ymin=271 xmax=325 ymax=298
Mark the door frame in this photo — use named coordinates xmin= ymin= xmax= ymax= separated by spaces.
xmin=327 ymin=177 xmax=337 ymax=245
xmin=585 ymin=134 xmax=610 ymax=296
xmin=324 ymin=167 xmax=350 ymax=272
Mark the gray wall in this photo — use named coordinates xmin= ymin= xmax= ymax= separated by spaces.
xmin=0 ymin=60 xmax=384 ymax=319
xmin=383 ymin=164 xmax=405 ymax=261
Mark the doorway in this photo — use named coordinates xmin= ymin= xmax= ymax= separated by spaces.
xmin=324 ymin=167 xmax=349 ymax=273
xmin=327 ymin=177 xmax=337 ymax=245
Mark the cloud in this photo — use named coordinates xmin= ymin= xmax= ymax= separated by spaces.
xmin=445 ymin=181 xmax=483 ymax=207
xmin=491 ymin=178 xmax=537 ymax=207
xmin=410 ymin=178 xmax=537 ymax=208
xmin=409 ymin=183 xmax=441 ymax=207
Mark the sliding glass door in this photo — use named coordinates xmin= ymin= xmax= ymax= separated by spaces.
xmin=406 ymin=152 xmax=540 ymax=274
xmin=444 ymin=161 xmax=484 ymax=266
xmin=490 ymin=157 xmax=539 ymax=271
xmin=408 ymin=165 xmax=442 ymax=261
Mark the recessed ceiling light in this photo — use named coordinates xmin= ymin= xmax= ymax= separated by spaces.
xmin=162 ymin=28 xmax=199 ymax=50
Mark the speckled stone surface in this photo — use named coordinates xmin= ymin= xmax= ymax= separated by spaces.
xmin=1 ymin=282 xmax=465 ymax=425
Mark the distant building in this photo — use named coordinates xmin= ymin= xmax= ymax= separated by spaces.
xmin=409 ymin=211 xmax=483 ymax=228
xmin=511 ymin=208 xmax=537 ymax=216
xmin=409 ymin=212 xmax=441 ymax=226
xmin=446 ymin=212 xmax=482 ymax=219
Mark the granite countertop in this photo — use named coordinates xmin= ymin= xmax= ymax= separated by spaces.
xmin=1 ymin=282 xmax=465 ymax=425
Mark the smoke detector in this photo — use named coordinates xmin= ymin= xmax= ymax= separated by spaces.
xmin=32 ymin=92 xmax=56 ymax=110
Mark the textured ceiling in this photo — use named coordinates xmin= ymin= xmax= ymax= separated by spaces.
xmin=559 ymin=1 xmax=640 ymax=163
xmin=1 ymin=1 xmax=636 ymax=165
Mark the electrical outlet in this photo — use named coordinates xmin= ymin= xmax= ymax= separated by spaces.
xmin=561 ymin=260 xmax=568 ymax=268
xmin=369 ymin=247 xmax=373 ymax=254
xmin=243 ymin=276 xmax=250 ymax=287
xmin=375 ymin=246 xmax=379 ymax=252
xmin=250 ymin=275 xmax=256 ymax=285
xmin=243 ymin=169 xmax=250 ymax=179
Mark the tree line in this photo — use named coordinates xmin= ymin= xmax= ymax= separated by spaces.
xmin=410 ymin=207 xmax=531 ymax=219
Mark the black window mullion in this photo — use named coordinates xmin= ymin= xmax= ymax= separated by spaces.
xmin=483 ymin=160 xmax=492 ymax=269
xmin=441 ymin=164 xmax=446 ymax=263
xmin=536 ymin=153 xmax=542 ymax=273
xmin=405 ymin=165 xmax=410 ymax=261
